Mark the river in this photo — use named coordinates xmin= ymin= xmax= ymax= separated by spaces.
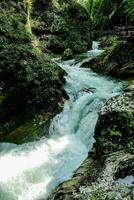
xmin=0 ymin=42 xmax=122 ymax=200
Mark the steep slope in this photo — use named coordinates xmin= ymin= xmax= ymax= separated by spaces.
xmin=0 ymin=0 xmax=65 ymax=143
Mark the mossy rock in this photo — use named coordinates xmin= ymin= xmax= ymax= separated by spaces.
xmin=81 ymin=39 xmax=134 ymax=79
xmin=62 ymin=48 xmax=73 ymax=60
xmin=95 ymin=91 xmax=134 ymax=155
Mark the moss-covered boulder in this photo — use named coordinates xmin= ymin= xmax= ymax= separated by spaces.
xmin=94 ymin=90 xmax=134 ymax=155
xmin=62 ymin=48 xmax=73 ymax=60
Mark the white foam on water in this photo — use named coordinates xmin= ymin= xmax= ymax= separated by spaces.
xmin=0 ymin=42 xmax=122 ymax=200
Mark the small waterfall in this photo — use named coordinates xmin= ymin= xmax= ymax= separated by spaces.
xmin=92 ymin=41 xmax=100 ymax=50
xmin=0 ymin=43 xmax=122 ymax=200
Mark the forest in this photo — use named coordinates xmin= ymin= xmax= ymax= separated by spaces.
xmin=0 ymin=0 xmax=134 ymax=200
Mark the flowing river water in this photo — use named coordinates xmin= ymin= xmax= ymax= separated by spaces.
xmin=0 ymin=42 xmax=122 ymax=200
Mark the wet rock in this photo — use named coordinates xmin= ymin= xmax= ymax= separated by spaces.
xmin=124 ymin=84 xmax=134 ymax=92
xmin=48 ymin=151 xmax=134 ymax=200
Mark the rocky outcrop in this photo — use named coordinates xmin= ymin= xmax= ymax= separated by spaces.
xmin=49 ymin=151 xmax=134 ymax=200
xmin=81 ymin=39 xmax=134 ymax=79
xmin=95 ymin=90 xmax=134 ymax=155
xmin=0 ymin=0 xmax=66 ymax=144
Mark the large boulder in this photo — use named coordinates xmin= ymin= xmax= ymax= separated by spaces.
xmin=48 ymin=151 xmax=134 ymax=200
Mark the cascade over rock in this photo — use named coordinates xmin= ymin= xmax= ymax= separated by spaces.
xmin=0 ymin=43 xmax=122 ymax=200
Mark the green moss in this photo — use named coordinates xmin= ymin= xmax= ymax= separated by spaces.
xmin=108 ymin=128 xmax=122 ymax=137
xmin=89 ymin=194 xmax=96 ymax=200
xmin=1 ymin=113 xmax=51 ymax=144
xmin=0 ymin=0 xmax=65 ymax=143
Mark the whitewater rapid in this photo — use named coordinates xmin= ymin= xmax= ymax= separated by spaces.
xmin=0 ymin=42 xmax=122 ymax=200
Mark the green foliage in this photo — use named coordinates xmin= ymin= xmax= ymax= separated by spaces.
xmin=89 ymin=194 xmax=96 ymax=200
xmin=108 ymin=129 xmax=122 ymax=137
xmin=79 ymin=0 xmax=93 ymax=13
xmin=0 ymin=1 xmax=63 ymax=120
xmin=123 ymin=0 xmax=134 ymax=20
xmin=90 ymin=0 xmax=104 ymax=30
xmin=91 ymin=0 xmax=134 ymax=30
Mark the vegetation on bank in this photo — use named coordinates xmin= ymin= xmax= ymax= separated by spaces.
xmin=31 ymin=0 xmax=91 ymax=54
xmin=82 ymin=37 xmax=134 ymax=78
xmin=91 ymin=0 xmax=134 ymax=30
xmin=0 ymin=0 xmax=65 ymax=143
xmin=0 ymin=0 xmax=92 ymax=143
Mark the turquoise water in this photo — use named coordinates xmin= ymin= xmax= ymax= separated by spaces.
xmin=0 ymin=43 xmax=122 ymax=200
